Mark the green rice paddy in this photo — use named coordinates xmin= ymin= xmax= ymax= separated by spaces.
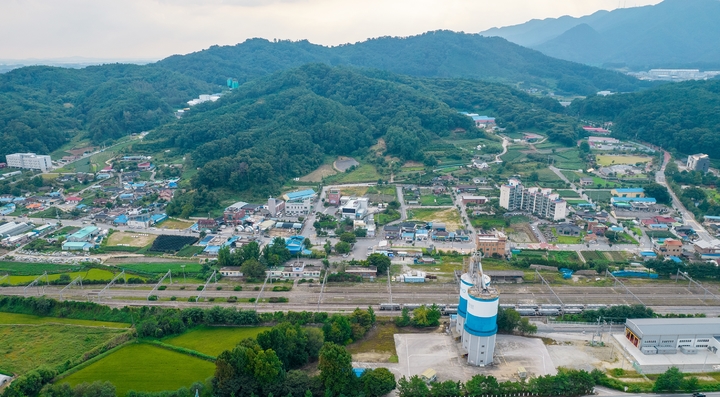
xmin=163 ymin=326 xmax=271 ymax=357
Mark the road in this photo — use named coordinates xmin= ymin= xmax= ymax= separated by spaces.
xmin=495 ymin=136 xmax=509 ymax=163
xmin=655 ymin=150 xmax=714 ymax=243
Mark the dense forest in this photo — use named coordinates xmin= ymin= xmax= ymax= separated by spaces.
xmin=569 ymin=79 xmax=720 ymax=157
xmin=138 ymin=64 xmax=577 ymax=196
xmin=157 ymin=30 xmax=648 ymax=96
xmin=0 ymin=64 xmax=214 ymax=159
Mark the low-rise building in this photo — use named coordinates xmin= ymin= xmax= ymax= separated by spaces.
xmin=624 ymin=318 xmax=720 ymax=355
xmin=6 ymin=153 xmax=52 ymax=171
xmin=462 ymin=195 xmax=488 ymax=205
xmin=345 ymin=266 xmax=378 ymax=279
xmin=476 ymin=230 xmax=507 ymax=257
xmin=266 ymin=262 xmax=321 ymax=279
xmin=67 ymin=226 xmax=99 ymax=242
xmin=611 ymin=188 xmax=645 ymax=198
xmin=340 ymin=198 xmax=369 ymax=219
xmin=687 ymin=153 xmax=710 ymax=173
xmin=654 ymin=238 xmax=683 ymax=256
xmin=219 ymin=267 xmax=243 ymax=277
xmin=327 ymin=189 xmax=341 ymax=206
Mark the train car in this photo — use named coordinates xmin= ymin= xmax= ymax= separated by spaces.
xmin=585 ymin=304 xmax=607 ymax=310
xmin=537 ymin=309 xmax=560 ymax=316
xmin=516 ymin=309 xmax=537 ymax=316
xmin=562 ymin=308 xmax=584 ymax=314
xmin=499 ymin=304 xmax=517 ymax=309
xmin=540 ymin=304 xmax=562 ymax=309
xmin=517 ymin=304 xmax=539 ymax=310
xmin=403 ymin=303 xmax=422 ymax=310
xmin=379 ymin=303 xmax=401 ymax=311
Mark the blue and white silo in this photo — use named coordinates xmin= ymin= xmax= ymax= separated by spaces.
xmin=456 ymin=272 xmax=473 ymax=334
xmin=460 ymin=253 xmax=499 ymax=366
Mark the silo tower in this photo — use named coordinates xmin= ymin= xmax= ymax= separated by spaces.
xmin=462 ymin=251 xmax=499 ymax=366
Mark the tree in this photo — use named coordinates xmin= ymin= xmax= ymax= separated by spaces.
xmin=360 ymin=368 xmax=396 ymax=397
xmin=318 ymin=343 xmax=355 ymax=397
xmin=518 ymin=318 xmax=537 ymax=335
xmin=217 ymin=246 xmax=232 ymax=267
xmin=302 ymin=238 xmax=312 ymax=249
xmin=242 ymin=259 xmax=267 ymax=280
xmin=643 ymin=183 xmax=671 ymax=205
xmin=322 ymin=314 xmax=353 ymax=345
xmin=411 ymin=305 xmax=441 ymax=327
xmin=397 ymin=376 xmax=430 ymax=397
xmin=367 ymin=253 xmax=391 ymax=276
xmin=339 ymin=232 xmax=357 ymax=244
xmin=354 ymin=228 xmax=367 ymax=238
xmin=429 ymin=380 xmax=461 ymax=397
xmin=653 ymin=366 xmax=683 ymax=392
xmin=496 ymin=307 xmax=521 ymax=333
xmin=529 ymin=171 xmax=539 ymax=182
xmin=335 ymin=241 xmax=351 ymax=254
xmin=395 ymin=307 xmax=411 ymax=327
xmin=579 ymin=141 xmax=590 ymax=153
xmin=464 ymin=374 xmax=500 ymax=396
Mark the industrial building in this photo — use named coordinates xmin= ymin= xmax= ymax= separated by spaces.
xmin=624 ymin=318 xmax=720 ymax=356
xmin=456 ymin=253 xmax=498 ymax=366
xmin=340 ymin=197 xmax=369 ymax=219
xmin=499 ymin=178 xmax=566 ymax=221
xmin=66 ymin=226 xmax=100 ymax=242
xmin=6 ymin=153 xmax=52 ymax=172
xmin=687 ymin=153 xmax=710 ymax=173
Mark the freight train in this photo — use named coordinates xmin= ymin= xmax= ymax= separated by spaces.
xmin=379 ymin=303 xmax=610 ymax=316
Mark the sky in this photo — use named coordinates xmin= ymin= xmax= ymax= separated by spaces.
xmin=0 ymin=0 xmax=662 ymax=61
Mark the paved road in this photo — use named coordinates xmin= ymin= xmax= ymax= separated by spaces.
xmin=495 ymin=136 xmax=509 ymax=163
xmin=656 ymin=150 xmax=714 ymax=243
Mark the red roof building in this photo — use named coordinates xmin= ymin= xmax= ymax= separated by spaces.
xmin=65 ymin=196 xmax=82 ymax=203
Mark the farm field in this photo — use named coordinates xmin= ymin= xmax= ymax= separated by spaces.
xmin=163 ymin=326 xmax=271 ymax=357
xmin=328 ymin=164 xmax=381 ymax=183
xmin=7 ymin=268 xmax=117 ymax=285
xmin=157 ymin=219 xmax=195 ymax=230
xmin=114 ymin=262 xmax=202 ymax=275
xmin=0 ymin=324 xmax=129 ymax=375
xmin=299 ymin=164 xmax=337 ymax=182
xmin=60 ymin=343 xmax=215 ymax=396
xmin=0 ymin=312 xmax=130 ymax=328
xmin=150 ymin=235 xmax=199 ymax=253
xmin=341 ymin=186 xmax=369 ymax=197
xmin=106 ymin=232 xmax=157 ymax=248
xmin=596 ymin=155 xmax=652 ymax=166
xmin=580 ymin=251 xmax=609 ymax=262
xmin=556 ymin=190 xmax=581 ymax=198
xmin=408 ymin=208 xmax=462 ymax=230
xmin=176 ymin=245 xmax=205 ymax=257
xmin=0 ymin=261 xmax=83 ymax=275
xmin=585 ymin=190 xmax=612 ymax=202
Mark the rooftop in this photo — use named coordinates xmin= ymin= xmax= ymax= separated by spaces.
xmin=613 ymin=188 xmax=644 ymax=193
xmin=627 ymin=318 xmax=720 ymax=338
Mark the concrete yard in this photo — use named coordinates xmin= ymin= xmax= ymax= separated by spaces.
xmin=353 ymin=332 xmax=556 ymax=385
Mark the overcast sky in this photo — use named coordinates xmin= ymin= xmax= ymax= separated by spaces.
xmin=0 ymin=0 xmax=662 ymax=61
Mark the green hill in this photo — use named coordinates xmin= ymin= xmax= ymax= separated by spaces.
xmin=139 ymin=64 xmax=576 ymax=199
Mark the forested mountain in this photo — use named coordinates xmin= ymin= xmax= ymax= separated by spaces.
xmin=139 ymin=64 xmax=576 ymax=196
xmin=0 ymin=64 xmax=214 ymax=159
xmin=480 ymin=0 xmax=720 ymax=69
xmin=569 ymin=79 xmax=720 ymax=157
xmin=156 ymin=30 xmax=645 ymax=95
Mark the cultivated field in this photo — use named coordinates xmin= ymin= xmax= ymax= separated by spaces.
xmin=60 ymin=343 xmax=215 ymax=395
xmin=341 ymin=186 xmax=369 ymax=197
xmin=106 ymin=232 xmax=157 ymax=248
xmin=163 ymin=326 xmax=271 ymax=357
xmin=596 ymin=155 xmax=652 ymax=166
xmin=408 ymin=208 xmax=463 ymax=230
xmin=0 ymin=261 xmax=83 ymax=275
xmin=0 ymin=324 xmax=128 ymax=375
xmin=0 ymin=312 xmax=130 ymax=328
xmin=114 ymin=262 xmax=202 ymax=275
xmin=7 ymin=268 xmax=117 ymax=285
xmin=299 ymin=164 xmax=337 ymax=182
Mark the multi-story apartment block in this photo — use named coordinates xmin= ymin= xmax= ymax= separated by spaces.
xmin=499 ymin=178 xmax=566 ymax=221
xmin=6 ymin=153 xmax=52 ymax=172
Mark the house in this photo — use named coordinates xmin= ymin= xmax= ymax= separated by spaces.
xmin=384 ymin=225 xmax=400 ymax=240
xmin=159 ymin=190 xmax=174 ymax=201
xmin=476 ymin=230 xmax=507 ymax=256
xmin=652 ymin=216 xmax=676 ymax=225
xmin=611 ymin=188 xmax=645 ymax=198
xmin=65 ymin=196 xmax=82 ymax=204
xmin=655 ymin=238 xmax=683 ymax=256
xmin=555 ymin=223 xmax=582 ymax=236
xmin=138 ymin=162 xmax=153 ymax=170
xmin=694 ymin=240 xmax=720 ymax=254
xmin=432 ymin=222 xmax=447 ymax=232
xmin=224 ymin=201 xmax=249 ymax=225
xmin=198 ymin=219 xmax=218 ymax=231
xmin=266 ymin=262 xmax=321 ymax=280
xmin=579 ymin=177 xmax=594 ymax=186
xmin=219 ymin=267 xmax=243 ymax=277
xmin=327 ymin=189 xmax=341 ymax=206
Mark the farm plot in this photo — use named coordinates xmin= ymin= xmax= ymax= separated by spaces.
xmin=149 ymin=235 xmax=199 ymax=253
xmin=0 ymin=324 xmax=129 ymax=375
xmin=419 ymin=194 xmax=454 ymax=206
xmin=7 ymin=268 xmax=117 ymax=285
xmin=106 ymin=232 xmax=156 ymax=248
xmin=163 ymin=326 xmax=271 ymax=357
xmin=60 ymin=343 xmax=215 ymax=396
xmin=156 ymin=219 xmax=195 ymax=230
xmin=115 ymin=262 xmax=202 ymax=275
xmin=0 ymin=312 xmax=130 ymax=328
xmin=0 ymin=261 xmax=83 ymax=275
xmin=596 ymin=155 xmax=652 ymax=166
xmin=580 ymin=251 xmax=608 ymax=262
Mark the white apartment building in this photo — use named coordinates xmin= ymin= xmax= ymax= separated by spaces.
xmin=6 ymin=153 xmax=52 ymax=172
xmin=499 ymin=178 xmax=566 ymax=221
xmin=284 ymin=198 xmax=313 ymax=216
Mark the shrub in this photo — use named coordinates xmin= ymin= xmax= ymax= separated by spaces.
xmin=216 ymin=286 xmax=222 ymax=290
xmin=196 ymin=286 xmax=204 ymax=291
xmin=170 ymin=296 xmax=177 ymax=301
xmin=180 ymin=286 xmax=186 ymax=290
xmin=227 ymin=296 xmax=238 ymax=303
xmin=148 ymin=295 xmax=158 ymax=301
xmin=188 ymin=296 xmax=197 ymax=302
xmin=268 ymin=297 xmax=289 ymax=303
xmin=253 ymin=286 xmax=260 ymax=291
xmin=249 ymin=298 xmax=257 ymax=303
xmin=158 ymin=286 xmax=167 ymax=290
xmin=208 ymin=297 xmax=215 ymax=302
xmin=233 ymin=285 xmax=242 ymax=291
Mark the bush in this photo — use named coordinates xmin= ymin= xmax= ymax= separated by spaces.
xmin=158 ymin=286 xmax=167 ymax=290
xmin=196 ymin=286 xmax=204 ymax=291
xmin=148 ymin=295 xmax=158 ymax=301
xmin=233 ymin=285 xmax=242 ymax=291
xmin=179 ymin=286 xmax=186 ymax=290
xmin=253 ymin=286 xmax=260 ymax=291
xmin=208 ymin=297 xmax=215 ymax=302
xmin=170 ymin=296 xmax=177 ymax=301
xmin=227 ymin=296 xmax=238 ymax=303
xmin=216 ymin=286 xmax=222 ymax=290
xmin=249 ymin=298 xmax=257 ymax=303
xmin=272 ymin=285 xmax=292 ymax=292
xmin=188 ymin=296 xmax=197 ymax=302
xmin=268 ymin=297 xmax=289 ymax=303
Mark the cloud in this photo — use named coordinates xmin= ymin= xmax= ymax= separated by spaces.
xmin=0 ymin=0 xmax=662 ymax=59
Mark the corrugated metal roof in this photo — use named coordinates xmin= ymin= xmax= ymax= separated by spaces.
xmin=627 ymin=318 xmax=720 ymax=338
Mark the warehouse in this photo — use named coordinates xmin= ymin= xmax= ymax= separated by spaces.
xmin=624 ymin=318 xmax=720 ymax=355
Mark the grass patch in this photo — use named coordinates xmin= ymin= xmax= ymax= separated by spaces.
xmin=60 ymin=343 xmax=215 ymax=396
xmin=346 ymin=321 xmax=399 ymax=358
xmin=341 ymin=186 xmax=369 ymax=197
xmin=580 ymin=251 xmax=608 ymax=262
xmin=106 ymin=232 xmax=157 ymax=248
xmin=163 ymin=326 xmax=271 ymax=357
xmin=156 ymin=219 xmax=195 ymax=230
xmin=596 ymin=155 xmax=652 ymax=166
xmin=176 ymin=245 xmax=205 ymax=257
xmin=585 ymin=190 xmax=612 ymax=202
xmin=547 ymin=251 xmax=582 ymax=264
xmin=556 ymin=235 xmax=583 ymax=244
xmin=0 ymin=312 xmax=130 ymax=328
xmin=0 ymin=324 xmax=128 ymax=375
xmin=556 ymin=190 xmax=581 ymax=198
xmin=419 ymin=194 xmax=453 ymax=206
xmin=407 ymin=208 xmax=463 ymax=230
